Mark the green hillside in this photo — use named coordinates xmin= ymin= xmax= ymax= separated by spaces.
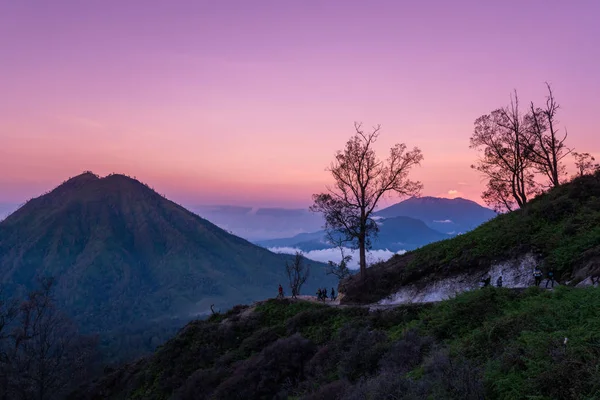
xmin=63 ymin=172 xmax=600 ymax=399
xmin=0 ymin=172 xmax=336 ymax=335
xmin=70 ymin=287 xmax=600 ymax=399
xmin=341 ymin=171 xmax=600 ymax=304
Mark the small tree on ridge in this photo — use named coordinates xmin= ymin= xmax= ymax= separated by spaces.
xmin=572 ymin=152 xmax=598 ymax=177
xmin=323 ymin=231 xmax=353 ymax=281
xmin=286 ymin=252 xmax=310 ymax=299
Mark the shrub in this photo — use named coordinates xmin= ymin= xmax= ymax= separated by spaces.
xmin=211 ymin=334 xmax=316 ymax=399
xmin=336 ymin=326 xmax=389 ymax=382
xmin=379 ymin=328 xmax=433 ymax=374
xmin=172 ymin=366 xmax=229 ymax=400
xmin=300 ymin=380 xmax=350 ymax=400
xmin=423 ymin=348 xmax=485 ymax=400
xmin=343 ymin=372 xmax=426 ymax=400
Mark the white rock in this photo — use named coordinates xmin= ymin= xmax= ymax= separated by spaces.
xmin=378 ymin=253 xmax=544 ymax=305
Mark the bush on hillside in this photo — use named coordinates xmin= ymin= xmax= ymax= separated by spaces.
xmin=211 ymin=333 xmax=317 ymax=400
xmin=74 ymin=287 xmax=600 ymax=400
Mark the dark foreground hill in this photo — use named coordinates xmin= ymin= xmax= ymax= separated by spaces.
xmin=375 ymin=196 xmax=496 ymax=234
xmin=341 ymin=171 xmax=600 ymax=304
xmin=256 ymin=216 xmax=450 ymax=252
xmin=0 ymin=172 xmax=335 ymax=338
xmin=70 ymin=287 xmax=600 ymax=399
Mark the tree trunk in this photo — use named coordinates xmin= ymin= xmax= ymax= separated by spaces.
xmin=358 ymin=234 xmax=367 ymax=280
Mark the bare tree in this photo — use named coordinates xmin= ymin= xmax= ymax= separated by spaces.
xmin=324 ymin=231 xmax=353 ymax=281
xmin=526 ymin=83 xmax=570 ymax=188
xmin=480 ymin=176 xmax=517 ymax=213
xmin=286 ymin=252 xmax=310 ymax=299
xmin=311 ymin=122 xmax=423 ymax=280
xmin=470 ymin=92 xmax=538 ymax=211
xmin=0 ymin=287 xmax=19 ymax=398
xmin=572 ymin=152 xmax=598 ymax=177
xmin=0 ymin=278 xmax=99 ymax=400
xmin=0 ymin=287 xmax=18 ymax=343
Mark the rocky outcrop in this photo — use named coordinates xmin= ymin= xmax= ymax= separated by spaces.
xmin=378 ymin=253 xmax=545 ymax=305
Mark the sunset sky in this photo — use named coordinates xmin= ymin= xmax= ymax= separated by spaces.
xmin=1 ymin=0 xmax=599 ymax=208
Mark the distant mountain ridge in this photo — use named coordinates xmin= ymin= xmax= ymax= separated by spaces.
xmin=0 ymin=172 xmax=335 ymax=335
xmin=188 ymin=205 xmax=324 ymax=241
xmin=375 ymin=196 xmax=496 ymax=233
xmin=256 ymin=215 xmax=451 ymax=252
xmin=254 ymin=196 xmax=493 ymax=252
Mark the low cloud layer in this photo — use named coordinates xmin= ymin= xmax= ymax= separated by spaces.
xmin=268 ymin=246 xmax=407 ymax=270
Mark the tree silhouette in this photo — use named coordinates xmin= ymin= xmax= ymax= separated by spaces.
xmin=311 ymin=122 xmax=423 ymax=279
xmin=572 ymin=152 xmax=598 ymax=177
xmin=470 ymin=92 xmax=538 ymax=211
xmin=526 ymin=83 xmax=570 ymax=188
xmin=324 ymin=231 xmax=353 ymax=281
xmin=286 ymin=252 xmax=310 ymax=299
xmin=0 ymin=278 xmax=99 ymax=400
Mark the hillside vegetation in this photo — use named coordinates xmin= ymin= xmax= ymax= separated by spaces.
xmin=0 ymin=172 xmax=335 ymax=360
xmin=71 ymin=286 xmax=600 ymax=399
xmin=341 ymin=171 xmax=600 ymax=304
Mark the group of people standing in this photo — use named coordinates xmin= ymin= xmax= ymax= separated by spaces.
xmin=480 ymin=266 xmax=556 ymax=289
xmin=317 ymin=287 xmax=336 ymax=301
xmin=480 ymin=275 xmax=503 ymax=288
xmin=533 ymin=267 xmax=556 ymax=288
xmin=276 ymin=284 xmax=337 ymax=301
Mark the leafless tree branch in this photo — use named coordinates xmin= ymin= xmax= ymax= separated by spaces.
xmin=311 ymin=123 xmax=423 ymax=279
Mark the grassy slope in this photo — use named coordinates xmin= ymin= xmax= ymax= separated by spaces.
xmin=341 ymin=171 xmax=600 ymax=304
xmin=71 ymin=287 xmax=600 ymax=400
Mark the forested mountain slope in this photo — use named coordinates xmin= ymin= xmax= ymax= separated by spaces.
xmin=0 ymin=172 xmax=335 ymax=335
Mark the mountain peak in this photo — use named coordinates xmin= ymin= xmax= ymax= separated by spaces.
xmin=60 ymin=171 xmax=100 ymax=188
xmin=375 ymin=195 xmax=496 ymax=233
xmin=405 ymin=196 xmax=477 ymax=205
xmin=0 ymin=172 xmax=335 ymax=336
xmin=10 ymin=172 xmax=159 ymax=218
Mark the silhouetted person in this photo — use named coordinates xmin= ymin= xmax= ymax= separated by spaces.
xmin=278 ymin=284 xmax=284 ymax=299
xmin=496 ymin=276 xmax=503 ymax=288
xmin=533 ymin=268 xmax=543 ymax=287
xmin=480 ymin=275 xmax=491 ymax=288
xmin=322 ymin=287 xmax=328 ymax=300
xmin=331 ymin=287 xmax=336 ymax=301
xmin=545 ymin=269 xmax=556 ymax=288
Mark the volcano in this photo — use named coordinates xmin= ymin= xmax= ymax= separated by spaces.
xmin=0 ymin=172 xmax=334 ymax=333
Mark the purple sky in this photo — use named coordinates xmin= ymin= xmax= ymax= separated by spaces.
xmin=1 ymin=0 xmax=599 ymax=208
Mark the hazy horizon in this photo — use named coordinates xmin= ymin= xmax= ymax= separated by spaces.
xmin=0 ymin=171 xmax=489 ymax=212
xmin=1 ymin=0 xmax=599 ymax=207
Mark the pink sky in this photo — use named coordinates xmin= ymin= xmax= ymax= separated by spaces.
xmin=1 ymin=0 xmax=599 ymax=208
